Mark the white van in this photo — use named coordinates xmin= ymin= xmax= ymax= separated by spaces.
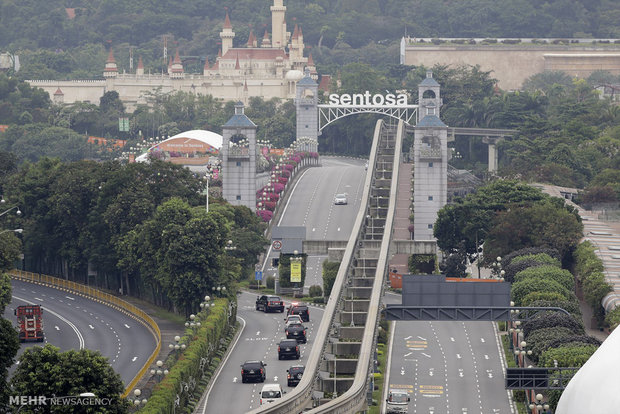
xmin=259 ymin=383 xmax=285 ymax=405
xmin=386 ymin=389 xmax=410 ymax=413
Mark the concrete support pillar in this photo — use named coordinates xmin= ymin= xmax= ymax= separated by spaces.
xmin=488 ymin=141 xmax=498 ymax=172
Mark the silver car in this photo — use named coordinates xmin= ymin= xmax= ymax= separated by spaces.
xmin=334 ymin=193 xmax=348 ymax=205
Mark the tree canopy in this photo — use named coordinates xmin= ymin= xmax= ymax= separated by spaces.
xmin=10 ymin=344 xmax=129 ymax=413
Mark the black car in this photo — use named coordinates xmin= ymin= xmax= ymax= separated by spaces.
xmin=287 ymin=364 xmax=305 ymax=387
xmin=287 ymin=303 xmax=310 ymax=322
xmin=256 ymin=295 xmax=285 ymax=313
xmin=240 ymin=360 xmax=267 ymax=383
xmin=278 ymin=339 xmax=300 ymax=360
xmin=285 ymin=323 xmax=307 ymax=343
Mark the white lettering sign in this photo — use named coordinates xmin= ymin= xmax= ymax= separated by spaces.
xmin=328 ymin=91 xmax=408 ymax=106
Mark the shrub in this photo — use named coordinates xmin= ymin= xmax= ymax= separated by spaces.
xmin=265 ymin=276 xmax=275 ymax=289
xmin=522 ymin=312 xmax=584 ymax=338
xmin=503 ymin=247 xmax=561 ymax=268
xmin=504 ymin=261 xmax=544 ymax=283
xmin=312 ymin=297 xmax=325 ymax=304
xmin=522 ymin=291 xmax=567 ymax=305
xmin=539 ymin=344 xmax=598 ymax=367
xmin=525 ymin=327 xmax=574 ymax=364
xmin=309 ymin=285 xmax=323 ymax=297
xmin=511 ymin=278 xmax=572 ymax=305
xmin=323 ymin=260 xmax=340 ymax=297
xmin=513 ymin=265 xmax=575 ymax=291
xmin=546 ymin=335 xmax=601 ymax=350
xmin=525 ymin=299 xmax=582 ymax=319
xmin=582 ymin=271 xmax=611 ymax=311
xmin=256 ymin=210 xmax=273 ymax=222
xmin=408 ymin=254 xmax=436 ymax=274
xmin=573 ymin=241 xmax=604 ymax=281
xmin=605 ymin=306 xmax=620 ymax=331
xmin=511 ymin=253 xmax=560 ymax=268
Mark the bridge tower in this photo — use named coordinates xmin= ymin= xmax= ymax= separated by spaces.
xmin=295 ymin=68 xmax=319 ymax=152
xmin=221 ymin=102 xmax=257 ymax=211
xmin=413 ymin=71 xmax=448 ymax=240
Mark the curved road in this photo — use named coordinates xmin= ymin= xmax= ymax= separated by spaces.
xmin=4 ymin=279 xmax=156 ymax=385
xmin=200 ymin=157 xmax=366 ymax=413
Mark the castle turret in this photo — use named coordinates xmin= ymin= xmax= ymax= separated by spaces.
xmin=136 ymin=56 xmax=144 ymax=76
xmin=307 ymin=53 xmax=317 ymax=80
xmin=103 ymin=49 xmax=118 ymax=78
xmin=170 ymin=49 xmax=184 ymax=78
xmin=261 ymin=30 xmax=271 ymax=48
xmin=53 ymin=88 xmax=64 ymax=104
xmin=247 ymin=30 xmax=257 ymax=48
xmin=270 ymin=0 xmax=286 ymax=49
xmin=220 ymin=11 xmax=235 ymax=56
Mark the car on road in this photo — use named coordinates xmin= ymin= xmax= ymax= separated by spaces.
xmin=259 ymin=383 xmax=285 ymax=405
xmin=386 ymin=389 xmax=410 ymax=413
xmin=240 ymin=360 xmax=267 ymax=383
xmin=256 ymin=295 xmax=285 ymax=313
xmin=287 ymin=365 xmax=305 ymax=387
xmin=284 ymin=314 xmax=303 ymax=331
xmin=285 ymin=323 xmax=307 ymax=343
xmin=334 ymin=193 xmax=348 ymax=205
xmin=287 ymin=302 xmax=310 ymax=322
xmin=278 ymin=339 xmax=300 ymax=360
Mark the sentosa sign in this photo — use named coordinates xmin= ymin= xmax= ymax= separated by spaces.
xmin=328 ymin=91 xmax=408 ymax=106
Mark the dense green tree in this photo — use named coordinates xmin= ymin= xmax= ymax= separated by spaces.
xmin=0 ymin=231 xmax=21 ymax=272
xmin=0 ymin=273 xmax=11 ymax=312
xmin=10 ymin=344 xmax=129 ymax=413
xmin=0 ymin=317 xmax=19 ymax=413
xmin=483 ymin=200 xmax=583 ymax=263
xmin=434 ymin=180 xmax=548 ymax=259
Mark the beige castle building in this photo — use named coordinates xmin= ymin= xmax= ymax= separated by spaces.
xmin=28 ymin=0 xmax=318 ymax=112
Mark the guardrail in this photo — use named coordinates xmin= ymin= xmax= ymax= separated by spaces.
xmin=9 ymin=269 xmax=161 ymax=398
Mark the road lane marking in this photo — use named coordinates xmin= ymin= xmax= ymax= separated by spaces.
xmin=124 ymin=324 xmax=131 ymax=329
xmin=34 ymin=297 xmax=44 ymax=302
xmin=65 ymin=296 xmax=75 ymax=300
xmin=88 ymin=324 xmax=94 ymax=330
xmin=421 ymin=353 xmax=431 ymax=358
xmin=132 ymin=356 xmax=138 ymax=362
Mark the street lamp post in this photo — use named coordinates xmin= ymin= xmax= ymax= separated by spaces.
xmin=0 ymin=204 xmax=22 ymax=218
xmin=528 ymin=393 xmax=551 ymax=414
xmin=0 ymin=228 xmax=23 ymax=236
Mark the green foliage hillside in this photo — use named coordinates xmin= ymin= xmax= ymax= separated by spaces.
xmin=2 ymin=0 xmax=620 ymax=79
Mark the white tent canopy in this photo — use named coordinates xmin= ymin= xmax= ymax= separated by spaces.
xmin=136 ymin=130 xmax=223 ymax=162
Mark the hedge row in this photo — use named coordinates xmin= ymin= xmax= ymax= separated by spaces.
xmin=140 ymin=297 xmax=235 ymax=414
xmin=573 ymin=241 xmax=613 ymax=323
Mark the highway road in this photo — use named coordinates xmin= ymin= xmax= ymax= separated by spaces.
xmin=261 ymin=157 xmax=367 ymax=285
xmin=198 ymin=157 xmax=365 ymax=413
xmin=4 ymin=279 xmax=156 ymax=385
xmin=201 ymin=292 xmax=324 ymax=413
xmin=383 ymin=293 xmax=514 ymax=414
